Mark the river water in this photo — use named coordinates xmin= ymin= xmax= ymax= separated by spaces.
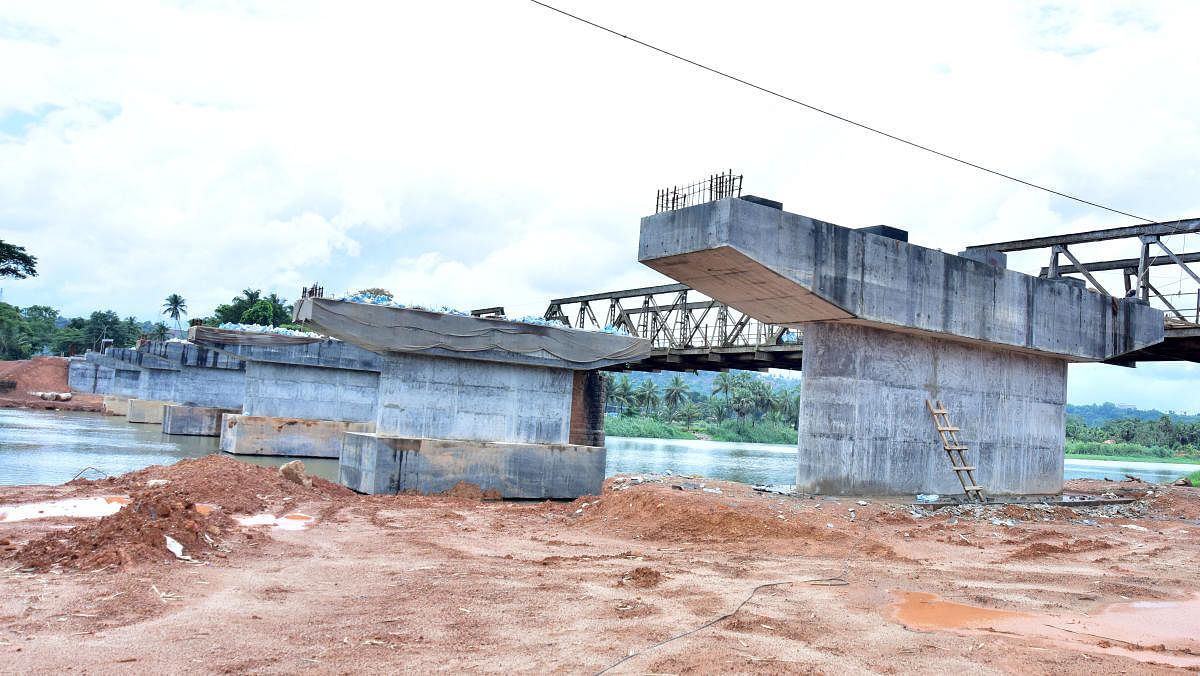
xmin=0 ymin=410 xmax=1195 ymax=488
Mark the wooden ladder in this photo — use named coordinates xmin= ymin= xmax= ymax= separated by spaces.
xmin=926 ymin=399 xmax=985 ymax=503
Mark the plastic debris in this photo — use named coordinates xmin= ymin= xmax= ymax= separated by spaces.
xmin=164 ymin=535 xmax=193 ymax=561
xmin=916 ymin=494 xmax=940 ymax=503
xmin=702 ymin=487 xmax=722 ymax=494
xmin=218 ymin=322 xmax=324 ymax=338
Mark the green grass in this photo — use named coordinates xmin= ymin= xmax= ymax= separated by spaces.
xmin=1183 ymin=469 xmax=1200 ymax=484
xmin=603 ymin=415 xmax=799 ymax=444
xmin=702 ymin=419 xmax=798 ymax=445
xmin=604 ymin=416 xmax=694 ymax=440
xmin=1064 ymin=453 xmax=1200 ymax=465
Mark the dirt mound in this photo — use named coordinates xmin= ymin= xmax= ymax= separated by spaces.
xmin=567 ymin=483 xmax=843 ymax=544
xmin=11 ymin=490 xmax=238 ymax=570
xmin=74 ymin=454 xmax=353 ymax=515
xmin=1008 ymin=538 xmax=1114 ymax=560
xmin=10 ymin=455 xmax=355 ymax=571
xmin=621 ymin=566 xmax=662 ymax=588
xmin=435 ymin=481 xmax=504 ymax=501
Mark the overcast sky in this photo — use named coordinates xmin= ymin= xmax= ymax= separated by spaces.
xmin=1 ymin=1 xmax=1198 ymax=411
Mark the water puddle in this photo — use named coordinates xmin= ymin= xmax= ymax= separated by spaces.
xmin=0 ymin=496 xmax=130 ymax=522
xmin=233 ymin=513 xmax=314 ymax=530
xmin=890 ymin=590 xmax=1200 ymax=667
xmin=891 ymin=591 xmax=1030 ymax=630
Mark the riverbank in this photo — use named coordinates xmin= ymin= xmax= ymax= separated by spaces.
xmin=0 ymin=357 xmax=102 ymax=412
xmin=604 ymin=415 xmax=797 ymax=444
xmin=1065 ymin=452 xmax=1200 ymax=466
xmin=0 ymin=455 xmax=1197 ymax=672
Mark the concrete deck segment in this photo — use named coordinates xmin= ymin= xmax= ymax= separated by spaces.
xmin=639 ymin=197 xmax=1164 ymax=361
xmin=638 ymin=197 xmax=1168 ymax=497
xmin=294 ymin=299 xmax=650 ymax=498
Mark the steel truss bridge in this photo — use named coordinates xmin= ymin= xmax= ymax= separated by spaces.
xmin=543 ymin=284 xmax=803 ymax=372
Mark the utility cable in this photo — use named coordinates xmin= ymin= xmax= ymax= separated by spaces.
xmin=590 ymin=515 xmax=875 ymax=675
xmin=526 ymin=1 xmax=1195 ymax=233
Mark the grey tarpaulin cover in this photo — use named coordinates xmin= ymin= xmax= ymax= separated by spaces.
xmin=187 ymin=326 xmax=325 ymax=347
xmin=294 ymin=298 xmax=649 ymax=369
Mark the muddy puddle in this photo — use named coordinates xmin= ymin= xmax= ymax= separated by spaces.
xmin=891 ymin=590 xmax=1200 ymax=667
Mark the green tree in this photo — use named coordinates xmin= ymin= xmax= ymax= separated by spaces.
xmin=150 ymin=322 xmax=170 ymax=341
xmin=677 ymin=400 xmax=702 ymax=426
xmin=213 ymin=289 xmax=292 ymax=326
xmin=711 ymin=372 xmax=736 ymax=401
xmin=240 ymin=299 xmax=276 ymax=325
xmin=20 ymin=305 xmax=58 ymax=354
xmin=0 ymin=241 xmax=37 ymax=279
xmin=662 ymin=374 xmax=690 ymax=413
xmin=607 ymin=374 xmax=634 ymax=414
xmin=0 ymin=317 xmax=31 ymax=359
xmin=162 ymin=293 xmax=187 ymax=329
xmin=634 ymin=379 xmax=660 ymax=416
xmin=83 ymin=310 xmax=122 ymax=351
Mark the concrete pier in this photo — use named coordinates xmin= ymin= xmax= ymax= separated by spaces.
xmin=639 ymin=196 xmax=1165 ymax=496
xmin=294 ymin=298 xmax=649 ymax=498
xmin=188 ymin=329 xmax=382 ymax=458
xmin=162 ymin=405 xmax=241 ymax=436
xmin=126 ymin=398 xmax=178 ymax=424
xmin=219 ymin=415 xmax=375 ymax=457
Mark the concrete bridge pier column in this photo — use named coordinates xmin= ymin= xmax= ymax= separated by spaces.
xmin=797 ymin=322 xmax=1066 ymax=496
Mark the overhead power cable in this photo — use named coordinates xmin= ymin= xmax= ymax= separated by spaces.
xmin=527 ymin=0 xmax=1168 ymax=228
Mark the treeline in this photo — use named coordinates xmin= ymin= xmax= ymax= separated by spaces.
xmin=0 ymin=303 xmax=155 ymax=359
xmin=1066 ymin=414 xmax=1200 ymax=459
xmin=0 ymin=288 xmax=295 ymax=360
xmin=604 ymin=371 xmax=801 ymax=444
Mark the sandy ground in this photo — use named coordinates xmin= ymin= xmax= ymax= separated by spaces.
xmin=1 ymin=456 xmax=1198 ymax=674
xmin=0 ymin=357 xmax=102 ymax=412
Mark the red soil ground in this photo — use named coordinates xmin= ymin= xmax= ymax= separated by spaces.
xmin=0 ymin=357 xmax=102 ymax=412
xmin=0 ymin=457 xmax=1197 ymax=673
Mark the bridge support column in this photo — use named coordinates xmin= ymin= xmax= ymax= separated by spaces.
xmin=798 ymin=322 xmax=1066 ymax=496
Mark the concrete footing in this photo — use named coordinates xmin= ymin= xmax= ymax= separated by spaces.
xmin=126 ymin=399 xmax=178 ymax=424
xmin=339 ymin=432 xmax=605 ymax=498
xmin=220 ymin=415 xmax=375 ymax=457
xmin=162 ymin=405 xmax=241 ymax=436
xmin=102 ymin=396 xmax=130 ymax=416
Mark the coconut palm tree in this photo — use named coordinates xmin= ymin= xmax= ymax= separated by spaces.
xmin=662 ymin=374 xmax=690 ymax=414
xmin=634 ymin=379 xmax=660 ymax=416
xmin=150 ymin=322 xmax=170 ymax=342
xmin=711 ymin=372 xmax=736 ymax=400
xmin=608 ymin=374 xmax=634 ymax=414
xmin=162 ymin=293 xmax=188 ymax=330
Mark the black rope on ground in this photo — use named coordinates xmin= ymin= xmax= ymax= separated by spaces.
xmin=70 ymin=466 xmax=109 ymax=481
xmin=591 ymin=517 xmax=875 ymax=675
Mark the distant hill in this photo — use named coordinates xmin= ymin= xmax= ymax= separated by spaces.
xmin=1066 ymin=402 xmax=1200 ymax=426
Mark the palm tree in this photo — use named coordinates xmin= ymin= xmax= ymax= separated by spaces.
xmin=662 ymin=374 xmax=690 ymax=413
xmin=677 ymin=401 xmax=702 ymax=427
xmin=608 ymin=375 xmax=633 ymax=414
xmin=634 ymin=379 xmax=660 ymax=416
xmin=162 ymin=293 xmax=188 ymax=329
xmin=150 ymin=322 xmax=170 ymax=342
xmin=711 ymin=372 xmax=736 ymax=400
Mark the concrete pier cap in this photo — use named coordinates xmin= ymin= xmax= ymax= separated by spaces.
xmin=293 ymin=298 xmax=651 ymax=498
xmin=638 ymin=196 xmax=1166 ymax=497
